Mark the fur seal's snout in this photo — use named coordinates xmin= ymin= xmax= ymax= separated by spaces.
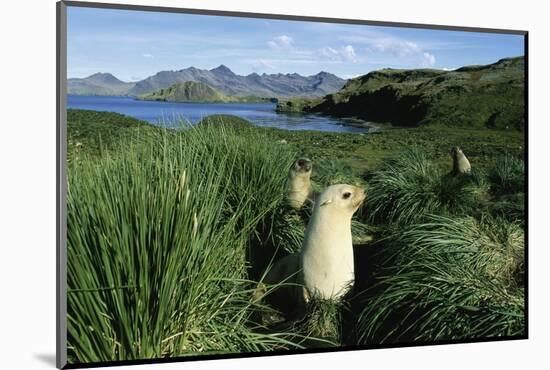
xmin=450 ymin=146 xmax=472 ymax=175
xmin=296 ymin=158 xmax=312 ymax=172
xmin=285 ymin=158 xmax=314 ymax=210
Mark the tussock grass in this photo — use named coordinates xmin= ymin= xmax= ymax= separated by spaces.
xmin=488 ymin=153 xmax=525 ymax=195
xmin=366 ymin=149 xmax=488 ymax=225
xmin=67 ymin=120 xmax=303 ymax=363
xmin=357 ymin=215 xmax=525 ymax=344
xmin=67 ymin=110 xmax=525 ymax=359
xmin=301 ymin=298 xmax=345 ymax=346
xmin=313 ymin=158 xmax=364 ymax=187
xmin=491 ymin=193 xmax=525 ymax=224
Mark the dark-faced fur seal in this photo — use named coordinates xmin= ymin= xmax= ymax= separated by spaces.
xmin=285 ymin=158 xmax=314 ymax=210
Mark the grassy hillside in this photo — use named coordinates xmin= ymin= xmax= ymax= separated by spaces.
xmin=137 ymin=81 xmax=269 ymax=103
xmin=67 ymin=109 xmax=153 ymax=160
xmin=277 ymin=57 xmax=525 ymax=130
xmin=66 ymin=110 xmax=525 ymax=363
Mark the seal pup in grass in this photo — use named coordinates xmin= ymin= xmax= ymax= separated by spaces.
xmin=258 ymin=184 xmax=366 ymax=316
xmin=285 ymin=158 xmax=314 ymax=210
xmin=302 ymin=184 xmax=365 ymax=300
xmin=451 ymin=146 xmax=471 ymax=175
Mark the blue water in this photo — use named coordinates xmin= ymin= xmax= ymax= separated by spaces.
xmin=67 ymin=95 xmax=372 ymax=133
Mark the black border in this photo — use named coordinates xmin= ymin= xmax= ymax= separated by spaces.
xmin=57 ymin=1 xmax=529 ymax=369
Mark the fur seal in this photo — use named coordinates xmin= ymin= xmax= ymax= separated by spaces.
xmin=261 ymin=184 xmax=365 ymax=310
xmin=451 ymin=146 xmax=471 ymax=175
xmin=285 ymin=158 xmax=314 ymax=210
xmin=302 ymin=184 xmax=365 ymax=299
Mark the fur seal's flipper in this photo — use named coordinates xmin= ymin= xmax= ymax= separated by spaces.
xmin=261 ymin=253 xmax=307 ymax=318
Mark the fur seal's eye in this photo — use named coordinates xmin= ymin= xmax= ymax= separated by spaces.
xmin=342 ymin=192 xmax=352 ymax=199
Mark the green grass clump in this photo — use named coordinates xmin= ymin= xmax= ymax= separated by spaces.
xmin=312 ymin=158 xmax=364 ymax=188
xmin=488 ymin=153 xmax=525 ymax=195
xmin=302 ymin=299 xmax=344 ymax=346
xmin=365 ymin=149 xmax=488 ymax=225
xmin=490 ymin=193 xmax=525 ymax=224
xmin=67 ymin=119 xmax=303 ymax=363
xmin=357 ymin=215 xmax=525 ymax=344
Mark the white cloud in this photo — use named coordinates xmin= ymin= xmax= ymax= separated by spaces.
xmin=341 ymin=45 xmax=357 ymax=63
xmin=422 ymin=52 xmax=436 ymax=67
xmin=251 ymin=59 xmax=276 ymax=71
xmin=373 ymin=40 xmax=421 ymax=57
xmin=369 ymin=39 xmax=436 ymax=67
xmin=319 ymin=45 xmax=358 ymax=63
xmin=319 ymin=46 xmax=340 ymax=60
xmin=267 ymin=35 xmax=294 ymax=50
xmin=142 ymin=53 xmax=154 ymax=58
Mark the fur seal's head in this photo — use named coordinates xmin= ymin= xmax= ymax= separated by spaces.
xmin=316 ymin=184 xmax=365 ymax=217
xmin=286 ymin=158 xmax=313 ymax=210
xmin=450 ymin=146 xmax=464 ymax=158
xmin=289 ymin=158 xmax=312 ymax=178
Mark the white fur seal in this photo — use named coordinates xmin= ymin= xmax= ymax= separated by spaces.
xmin=302 ymin=184 xmax=365 ymax=299
xmin=451 ymin=146 xmax=471 ymax=175
xmin=285 ymin=158 xmax=314 ymax=210
xmin=262 ymin=184 xmax=365 ymax=307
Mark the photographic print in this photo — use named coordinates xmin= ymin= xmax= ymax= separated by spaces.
xmin=58 ymin=1 xmax=527 ymax=367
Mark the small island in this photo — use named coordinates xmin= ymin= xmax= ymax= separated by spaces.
xmin=137 ymin=81 xmax=272 ymax=103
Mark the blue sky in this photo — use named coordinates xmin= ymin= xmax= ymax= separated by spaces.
xmin=67 ymin=6 xmax=524 ymax=81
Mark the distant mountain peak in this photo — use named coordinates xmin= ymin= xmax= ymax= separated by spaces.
xmin=89 ymin=72 xmax=112 ymax=77
xmin=211 ymin=64 xmax=234 ymax=75
xmin=86 ymin=72 xmax=125 ymax=85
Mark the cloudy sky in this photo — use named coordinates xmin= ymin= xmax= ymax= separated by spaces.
xmin=67 ymin=6 xmax=525 ymax=81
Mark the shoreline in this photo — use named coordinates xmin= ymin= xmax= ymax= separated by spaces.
xmin=67 ymin=96 xmax=376 ymax=134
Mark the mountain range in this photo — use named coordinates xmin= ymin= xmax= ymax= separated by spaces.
xmin=67 ymin=65 xmax=346 ymax=98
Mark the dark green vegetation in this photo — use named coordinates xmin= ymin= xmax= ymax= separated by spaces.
xmin=138 ymin=81 xmax=269 ymax=103
xmin=276 ymin=96 xmax=323 ymax=113
xmin=277 ymin=57 xmax=524 ymax=130
xmin=67 ymin=110 xmax=525 ymax=363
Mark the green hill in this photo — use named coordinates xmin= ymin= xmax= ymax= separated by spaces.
xmin=137 ymin=81 xmax=268 ymax=103
xmin=277 ymin=57 xmax=525 ymax=130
